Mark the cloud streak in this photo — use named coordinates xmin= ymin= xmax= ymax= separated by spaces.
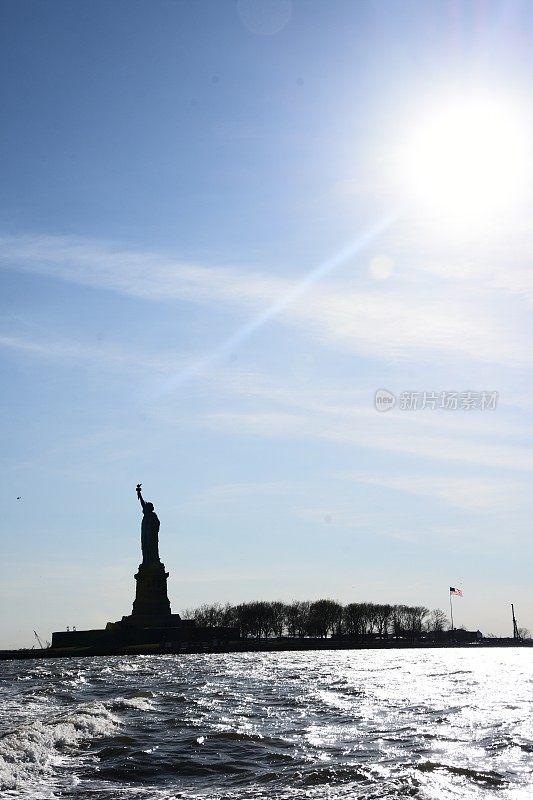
xmin=343 ymin=472 xmax=522 ymax=511
xmin=0 ymin=330 xmax=182 ymax=372
xmin=192 ymin=407 xmax=533 ymax=473
xmin=1 ymin=231 xmax=530 ymax=368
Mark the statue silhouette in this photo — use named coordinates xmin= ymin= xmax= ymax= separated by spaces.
xmin=136 ymin=484 xmax=160 ymax=565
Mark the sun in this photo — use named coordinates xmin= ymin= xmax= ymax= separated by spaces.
xmin=399 ymin=93 xmax=530 ymax=231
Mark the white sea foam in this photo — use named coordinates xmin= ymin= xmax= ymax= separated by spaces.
xmin=0 ymin=701 xmax=118 ymax=792
xmin=110 ymin=695 xmax=156 ymax=711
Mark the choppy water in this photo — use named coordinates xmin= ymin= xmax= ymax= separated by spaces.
xmin=1 ymin=649 xmax=532 ymax=799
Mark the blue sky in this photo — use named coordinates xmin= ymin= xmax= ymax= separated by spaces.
xmin=2 ymin=0 xmax=533 ymax=647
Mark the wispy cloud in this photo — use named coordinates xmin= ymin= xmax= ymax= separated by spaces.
xmin=149 ymin=365 xmax=533 ymax=475
xmin=192 ymin=408 xmax=533 ymax=473
xmin=0 ymin=232 xmax=530 ymax=366
xmin=0 ymin=330 xmax=181 ymax=371
xmin=293 ymin=503 xmax=486 ymax=548
xmin=342 ymin=472 xmax=523 ymax=511
xmin=391 ymin=215 xmax=533 ymax=306
xmin=1 ymin=312 xmax=531 ymax=478
xmin=191 ymin=480 xmax=305 ymax=504
xmin=0 ymin=233 xmax=290 ymax=304
xmin=183 ymin=480 xmax=308 ymax=518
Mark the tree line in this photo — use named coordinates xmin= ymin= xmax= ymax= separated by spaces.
xmin=182 ymin=600 xmax=450 ymax=640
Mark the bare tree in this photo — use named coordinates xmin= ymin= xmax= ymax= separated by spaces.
xmin=248 ymin=601 xmax=273 ymax=638
xmin=362 ymin=602 xmax=380 ymax=635
xmin=220 ymin=603 xmax=237 ymax=628
xmin=427 ymin=608 xmax=449 ymax=632
xmin=406 ymin=606 xmax=429 ymax=640
xmin=308 ymin=599 xmax=343 ymax=638
xmin=392 ymin=604 xmax=410 ymax=637
xmin=235 ymin=602 xmax=258 ymax=638
xmin=343 ymin=603 xmax=365 ymax=637
xmin=285 ymin=601 xmax=310 ymax=637
xmin=268 ymin=601 xmax=287 ymax=638
xmin=374 ymin=604 xmax=393 ymax=638
xmin=189 ymin=603 xmax=227 ymax=628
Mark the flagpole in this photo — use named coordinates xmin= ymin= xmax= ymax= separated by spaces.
xmin=449 ymin=592 xmax=454 ymax=632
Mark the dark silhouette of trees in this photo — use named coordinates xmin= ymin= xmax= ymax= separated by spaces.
xmin=285 ymin=601 xmax=310 ymax=637
xmin=183 ymin=599 xmax=445 ymax=641
xmin=427 ymin=608 xmax=449 ymax=633
xmin=406 ymin=606 xmax=429 ymax=640
xmin=342 ymin=602 xmax=394 ymax=639
xmin=375 ymin=603 xmax=393 ymax=638
xmin=308 ymin=599 xmax=343 ymax=637
xmin=343 ymin=603 xmax=365 ymax=637
xmin=268 ymin=601 xmax=287 ymax=638
xmin=186 ymin=602 xmax=229 ymax=628
xmin=235 ymin=601 xmax=272 ymax=638
xmin=391 ymin=604 xmax=409 ymax=637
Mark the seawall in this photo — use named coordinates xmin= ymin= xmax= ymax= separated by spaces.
xmin=1 ymin=637 xmax=530 ymax=661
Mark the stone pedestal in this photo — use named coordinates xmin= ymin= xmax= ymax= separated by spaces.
xmin=132 ymin=561 xmax=172 ymax=618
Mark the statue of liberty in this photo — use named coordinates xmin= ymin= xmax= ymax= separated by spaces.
xmin=136 ymin=484 xmax=160 ymax=564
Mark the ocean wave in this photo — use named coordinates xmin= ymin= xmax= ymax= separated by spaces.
xmin=297 ymin=765 xmax=370 ymax=786
xmin=0 ymin=701 xmax=118 ymax=792
xmin=415 ymin=760 xmax=506 ymax=786
xmin=109 ymin=695 xmax=156 ymax=712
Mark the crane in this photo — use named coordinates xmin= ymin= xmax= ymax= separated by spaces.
xmin=511 ymin=604 xmax=522 ymax=641
xmin=33 ymin=630 xmax=50 ymax=649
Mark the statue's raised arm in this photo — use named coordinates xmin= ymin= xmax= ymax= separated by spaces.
xmin=135 ymin=483 xmax=161 ymax=565
xmin=136 ymin=483 xmax=146 ymax=511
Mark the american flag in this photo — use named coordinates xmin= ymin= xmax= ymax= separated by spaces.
xmin=450 ymin=587 xmax=463 ymax=596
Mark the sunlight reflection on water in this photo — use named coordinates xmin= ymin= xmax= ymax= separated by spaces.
xmin=0 ymin=648 xmax=532 ymax=798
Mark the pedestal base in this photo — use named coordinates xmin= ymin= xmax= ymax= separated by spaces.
xmin=131 ymin=561 xmax=173 ymax=617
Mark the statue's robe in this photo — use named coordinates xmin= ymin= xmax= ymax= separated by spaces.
xmin=141 ymin=510 xmax=160 ymax=564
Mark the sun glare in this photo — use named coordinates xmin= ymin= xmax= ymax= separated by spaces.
xmin=399 ymin=93 xmax=531 ymax=231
